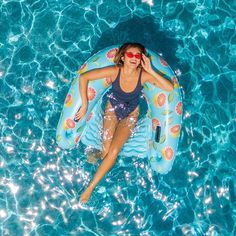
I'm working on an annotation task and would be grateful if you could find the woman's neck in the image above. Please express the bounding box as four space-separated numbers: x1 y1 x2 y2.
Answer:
122 65 138 77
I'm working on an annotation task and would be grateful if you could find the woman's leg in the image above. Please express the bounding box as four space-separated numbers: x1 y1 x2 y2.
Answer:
101 101 119 158
87 102 118 164
79 107 139 203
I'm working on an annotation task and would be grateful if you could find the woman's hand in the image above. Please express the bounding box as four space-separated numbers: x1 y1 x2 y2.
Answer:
74 105 87 121
141 54 154 75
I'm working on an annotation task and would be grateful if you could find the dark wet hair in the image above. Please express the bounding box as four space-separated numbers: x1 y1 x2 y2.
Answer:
114 42 146 67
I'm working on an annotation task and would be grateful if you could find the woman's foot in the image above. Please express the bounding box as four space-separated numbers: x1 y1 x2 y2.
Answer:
79 186 94 203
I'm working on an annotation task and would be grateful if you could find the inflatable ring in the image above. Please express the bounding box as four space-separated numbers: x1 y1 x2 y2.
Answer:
56 45 183 174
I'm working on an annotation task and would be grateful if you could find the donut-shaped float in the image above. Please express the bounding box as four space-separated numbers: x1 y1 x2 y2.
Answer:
56 45 183 174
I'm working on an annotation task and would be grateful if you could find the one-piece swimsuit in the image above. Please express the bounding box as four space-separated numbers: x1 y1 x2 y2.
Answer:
107 67 143 120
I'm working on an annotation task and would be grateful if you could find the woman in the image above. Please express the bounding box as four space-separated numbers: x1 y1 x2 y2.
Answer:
75 42 174 203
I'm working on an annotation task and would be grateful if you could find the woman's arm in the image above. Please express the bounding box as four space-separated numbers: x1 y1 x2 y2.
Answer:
141 54 174 92
75 66 116 121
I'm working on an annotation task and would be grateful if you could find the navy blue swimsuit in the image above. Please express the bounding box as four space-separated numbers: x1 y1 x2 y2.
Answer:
107 67 143 120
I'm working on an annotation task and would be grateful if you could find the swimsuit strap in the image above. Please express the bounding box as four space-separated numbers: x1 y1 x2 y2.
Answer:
138 68 142 87
117 67 122 81
112 67 121 86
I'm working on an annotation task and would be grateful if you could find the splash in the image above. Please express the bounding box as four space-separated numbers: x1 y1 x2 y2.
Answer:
142 0 154 6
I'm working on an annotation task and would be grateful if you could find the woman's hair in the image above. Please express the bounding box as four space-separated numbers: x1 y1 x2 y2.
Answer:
114 42 146 67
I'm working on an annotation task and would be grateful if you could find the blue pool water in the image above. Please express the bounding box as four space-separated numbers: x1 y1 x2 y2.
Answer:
0 0 235 235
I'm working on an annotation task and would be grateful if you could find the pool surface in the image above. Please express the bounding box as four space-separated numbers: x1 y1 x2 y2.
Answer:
0 0 235 235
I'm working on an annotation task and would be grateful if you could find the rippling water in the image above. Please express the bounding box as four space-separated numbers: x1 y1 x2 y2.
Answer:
0 0 235 235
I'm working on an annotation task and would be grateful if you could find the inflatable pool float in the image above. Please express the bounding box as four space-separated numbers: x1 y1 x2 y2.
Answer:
56 45 182 174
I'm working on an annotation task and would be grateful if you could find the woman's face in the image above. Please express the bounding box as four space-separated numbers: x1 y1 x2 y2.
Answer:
123 47 142 68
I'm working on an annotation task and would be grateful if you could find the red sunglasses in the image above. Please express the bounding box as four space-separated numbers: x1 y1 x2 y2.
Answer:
125 52 142 59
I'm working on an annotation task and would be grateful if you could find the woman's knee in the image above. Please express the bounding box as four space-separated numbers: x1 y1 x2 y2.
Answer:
102 143 118 160
105 146 121 161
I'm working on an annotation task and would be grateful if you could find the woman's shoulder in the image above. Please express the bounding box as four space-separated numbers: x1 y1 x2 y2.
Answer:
107 65 120 81
110 65 120 72
101 65 119 73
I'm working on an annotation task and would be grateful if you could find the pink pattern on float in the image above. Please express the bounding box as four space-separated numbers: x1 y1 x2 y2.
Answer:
152 118 160 130
87 87 96 101
86 112 93 122
153 92 166 108
106 48 118 61
75 135 81 143
176 102 183 115
170 124 180 138
65 94 73 108
160 57 168 67
162 146 174 161
63 118 76 130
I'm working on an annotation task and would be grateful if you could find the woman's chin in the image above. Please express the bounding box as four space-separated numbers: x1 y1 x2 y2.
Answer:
129 63 138 67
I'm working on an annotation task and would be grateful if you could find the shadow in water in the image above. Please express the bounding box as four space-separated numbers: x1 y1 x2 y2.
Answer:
93 16 181 70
